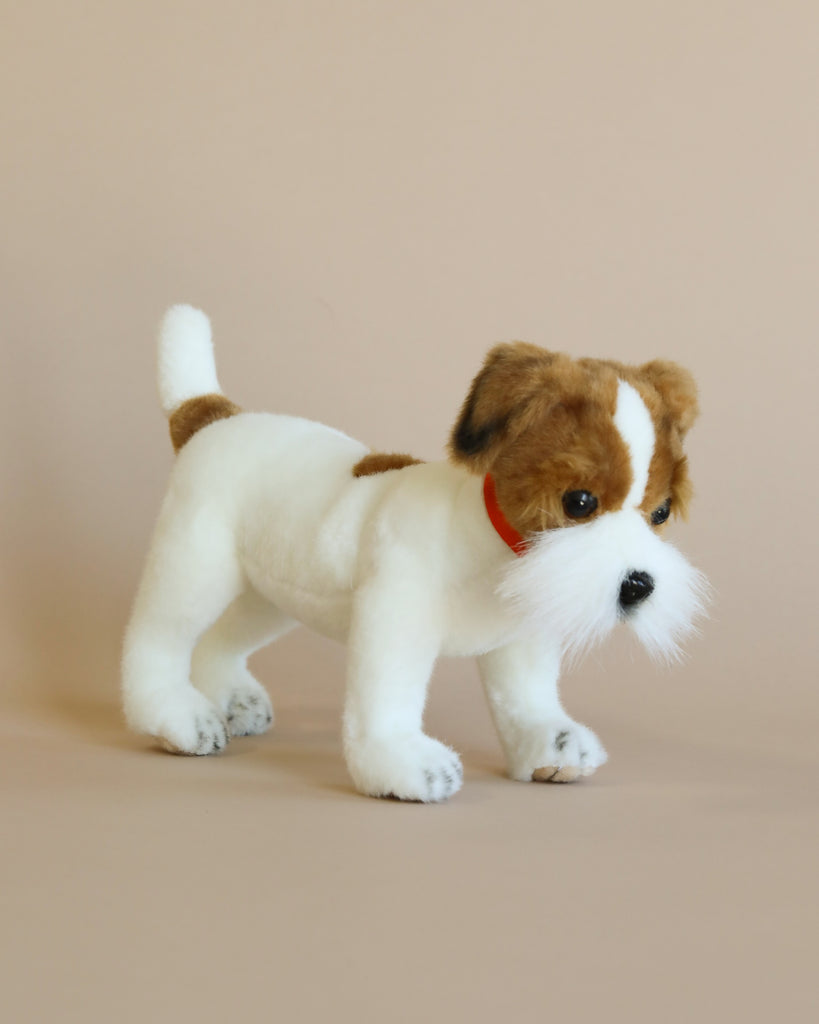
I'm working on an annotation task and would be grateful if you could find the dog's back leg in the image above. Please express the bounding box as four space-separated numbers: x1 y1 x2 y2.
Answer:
121 503 244 755
191 588 297 737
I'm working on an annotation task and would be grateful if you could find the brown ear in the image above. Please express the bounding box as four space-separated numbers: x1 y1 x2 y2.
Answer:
639 360 700 436
448 342 557 472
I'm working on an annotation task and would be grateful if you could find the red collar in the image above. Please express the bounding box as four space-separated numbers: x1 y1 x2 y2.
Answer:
483 474 527 556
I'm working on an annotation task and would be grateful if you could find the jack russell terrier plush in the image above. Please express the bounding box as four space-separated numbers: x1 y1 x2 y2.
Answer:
122 305 707 801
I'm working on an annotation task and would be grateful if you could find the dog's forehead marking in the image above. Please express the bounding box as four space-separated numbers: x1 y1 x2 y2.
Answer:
613 380 655 508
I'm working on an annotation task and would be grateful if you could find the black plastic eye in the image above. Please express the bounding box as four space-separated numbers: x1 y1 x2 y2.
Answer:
562 490 598 519
651 500 671 526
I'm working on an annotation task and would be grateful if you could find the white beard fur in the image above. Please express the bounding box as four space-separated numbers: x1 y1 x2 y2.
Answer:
122 307 707 801
499 511 709 666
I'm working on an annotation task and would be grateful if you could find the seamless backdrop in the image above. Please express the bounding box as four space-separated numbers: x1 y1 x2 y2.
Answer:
2 3 817 1022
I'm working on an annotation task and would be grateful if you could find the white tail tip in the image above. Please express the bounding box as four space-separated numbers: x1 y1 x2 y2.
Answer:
157 304 221 415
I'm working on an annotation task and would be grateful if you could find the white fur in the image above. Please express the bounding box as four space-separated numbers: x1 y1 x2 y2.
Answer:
499 511 709 664
613 379 655 507
122 306 707 801
478 635 608 782
158 305 221 414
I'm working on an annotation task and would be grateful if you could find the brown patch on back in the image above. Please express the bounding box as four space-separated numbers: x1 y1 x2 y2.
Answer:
169 394 242 452
448 343 700 538
352 452 424 477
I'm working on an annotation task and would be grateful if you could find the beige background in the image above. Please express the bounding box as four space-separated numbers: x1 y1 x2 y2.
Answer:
2 2 817 1021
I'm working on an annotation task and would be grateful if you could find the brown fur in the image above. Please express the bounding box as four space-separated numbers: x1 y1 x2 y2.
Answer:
610 361 698 523
353 452 424 477
449 344 699 537
169 394 242 452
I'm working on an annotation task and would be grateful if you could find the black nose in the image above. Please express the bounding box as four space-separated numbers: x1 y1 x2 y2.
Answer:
619 570 655 609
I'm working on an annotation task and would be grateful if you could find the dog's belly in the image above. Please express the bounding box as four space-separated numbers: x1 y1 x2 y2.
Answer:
247 575 355 643
440 572 524 656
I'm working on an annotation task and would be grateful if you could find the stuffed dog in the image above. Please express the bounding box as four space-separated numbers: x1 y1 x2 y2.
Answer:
122 306 707 801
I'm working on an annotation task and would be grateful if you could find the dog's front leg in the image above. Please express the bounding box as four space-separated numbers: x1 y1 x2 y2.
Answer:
342 579 462 803
478 636 607 783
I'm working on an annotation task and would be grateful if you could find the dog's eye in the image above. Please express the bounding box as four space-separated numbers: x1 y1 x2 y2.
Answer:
562 490 598 519
651 500 671 526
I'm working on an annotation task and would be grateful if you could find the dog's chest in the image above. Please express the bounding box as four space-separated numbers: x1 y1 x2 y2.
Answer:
440 571 522 656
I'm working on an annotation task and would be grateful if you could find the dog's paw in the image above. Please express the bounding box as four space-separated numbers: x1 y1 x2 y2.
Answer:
127 687 229 755
509 720 607 784
345 733 463 803
225 677 274 737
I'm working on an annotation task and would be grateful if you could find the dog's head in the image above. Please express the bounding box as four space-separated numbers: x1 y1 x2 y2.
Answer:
449 344 708 661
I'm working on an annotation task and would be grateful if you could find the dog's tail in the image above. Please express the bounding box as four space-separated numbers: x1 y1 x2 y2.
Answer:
158 305 221 414
158 305 241 452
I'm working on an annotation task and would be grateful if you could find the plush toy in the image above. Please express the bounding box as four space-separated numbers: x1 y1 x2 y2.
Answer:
122 306 707 801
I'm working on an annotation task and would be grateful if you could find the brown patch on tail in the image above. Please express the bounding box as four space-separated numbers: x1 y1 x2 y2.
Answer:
352 452 424 477
169 394 242 452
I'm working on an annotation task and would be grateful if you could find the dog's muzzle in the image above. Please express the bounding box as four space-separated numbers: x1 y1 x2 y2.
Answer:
619 570 655 611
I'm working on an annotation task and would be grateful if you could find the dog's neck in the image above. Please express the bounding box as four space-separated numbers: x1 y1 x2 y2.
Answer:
483 474 527 556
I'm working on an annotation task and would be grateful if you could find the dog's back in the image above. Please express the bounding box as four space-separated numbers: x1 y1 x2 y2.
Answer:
154 306 438 636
